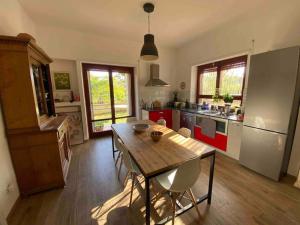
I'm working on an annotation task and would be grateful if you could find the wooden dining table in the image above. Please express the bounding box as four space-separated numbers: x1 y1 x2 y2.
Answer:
111 120 216 225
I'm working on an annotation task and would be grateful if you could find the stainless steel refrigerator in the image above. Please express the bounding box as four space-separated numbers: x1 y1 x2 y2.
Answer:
239 46 300 181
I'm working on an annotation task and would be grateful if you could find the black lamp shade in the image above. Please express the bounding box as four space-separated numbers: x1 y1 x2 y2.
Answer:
140 34 158 60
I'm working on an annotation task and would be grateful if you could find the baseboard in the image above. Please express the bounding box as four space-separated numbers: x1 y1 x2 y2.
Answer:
6 196 20 223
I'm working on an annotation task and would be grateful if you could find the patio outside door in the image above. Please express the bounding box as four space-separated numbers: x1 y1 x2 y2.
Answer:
82 63 135 137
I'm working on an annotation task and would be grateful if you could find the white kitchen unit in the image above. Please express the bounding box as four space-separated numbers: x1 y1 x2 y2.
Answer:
141 109 149 120
172 109 180 131
226 121 243 160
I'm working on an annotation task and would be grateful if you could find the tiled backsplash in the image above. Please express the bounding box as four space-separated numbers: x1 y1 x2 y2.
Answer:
139 86 173 107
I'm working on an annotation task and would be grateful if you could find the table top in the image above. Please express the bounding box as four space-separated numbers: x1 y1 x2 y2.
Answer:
111 120 215 178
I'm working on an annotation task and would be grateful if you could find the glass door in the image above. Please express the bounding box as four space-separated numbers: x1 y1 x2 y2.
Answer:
82 63 135 137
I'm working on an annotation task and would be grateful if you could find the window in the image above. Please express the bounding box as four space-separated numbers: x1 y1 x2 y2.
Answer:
196 55 247 106
82 63 135 137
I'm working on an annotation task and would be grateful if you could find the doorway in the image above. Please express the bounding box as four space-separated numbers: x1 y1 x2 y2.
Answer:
82 63 135 137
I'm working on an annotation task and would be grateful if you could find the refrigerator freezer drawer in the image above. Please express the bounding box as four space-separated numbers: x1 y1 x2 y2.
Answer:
239 126 287 181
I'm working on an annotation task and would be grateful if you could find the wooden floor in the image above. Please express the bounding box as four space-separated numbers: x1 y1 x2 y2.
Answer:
8 137 300 225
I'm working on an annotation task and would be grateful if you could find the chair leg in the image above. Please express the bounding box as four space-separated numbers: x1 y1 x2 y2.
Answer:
129 173 136 207
115 151 121 166
187 188 201 219
123 171 130 187
170 193 179 225
117 157 123 179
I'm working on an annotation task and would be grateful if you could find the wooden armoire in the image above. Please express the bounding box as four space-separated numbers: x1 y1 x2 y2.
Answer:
0 33 71 196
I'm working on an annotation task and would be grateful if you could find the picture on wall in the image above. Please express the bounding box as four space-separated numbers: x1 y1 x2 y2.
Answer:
53 72 71 90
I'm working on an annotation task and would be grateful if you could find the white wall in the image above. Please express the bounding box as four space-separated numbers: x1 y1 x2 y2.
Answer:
50 59 79 101
175 0 300 100
175 0 300 176
35 24 176 139
0 0 36 220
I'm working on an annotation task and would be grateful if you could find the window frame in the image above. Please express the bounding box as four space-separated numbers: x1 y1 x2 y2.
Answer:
196 55 248 104
82 63 136 137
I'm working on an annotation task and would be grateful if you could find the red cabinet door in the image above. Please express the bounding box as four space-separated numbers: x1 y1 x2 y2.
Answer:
149 110 172 129
194 126 227 151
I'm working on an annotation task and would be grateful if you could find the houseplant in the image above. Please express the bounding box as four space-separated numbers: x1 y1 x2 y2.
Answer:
223 93 234 104
223 93 233 116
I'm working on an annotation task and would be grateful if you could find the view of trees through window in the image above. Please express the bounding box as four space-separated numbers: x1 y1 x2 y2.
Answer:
87 69 132 133
197 55 247 107
200 70 217 95
220 66 245 95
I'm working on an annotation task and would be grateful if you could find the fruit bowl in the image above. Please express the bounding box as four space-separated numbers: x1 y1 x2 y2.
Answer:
132 123 150 133
151 131 163 142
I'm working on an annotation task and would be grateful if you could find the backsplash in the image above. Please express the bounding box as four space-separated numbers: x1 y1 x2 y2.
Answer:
139 86 173 107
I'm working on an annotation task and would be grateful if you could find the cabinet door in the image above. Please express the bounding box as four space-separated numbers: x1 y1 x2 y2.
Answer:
172 110 180 131
227 121 243 159
149 110 172 128
194 126 227 151
141 110 149 120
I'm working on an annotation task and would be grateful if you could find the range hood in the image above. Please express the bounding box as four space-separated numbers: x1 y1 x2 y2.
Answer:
145 64 170 87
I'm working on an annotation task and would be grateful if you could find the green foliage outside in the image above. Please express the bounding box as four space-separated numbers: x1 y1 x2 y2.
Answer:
89 72 129 128
201 72 217 95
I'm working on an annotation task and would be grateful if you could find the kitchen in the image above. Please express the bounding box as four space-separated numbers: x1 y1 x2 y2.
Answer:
141 48 300 181
1 1 300 225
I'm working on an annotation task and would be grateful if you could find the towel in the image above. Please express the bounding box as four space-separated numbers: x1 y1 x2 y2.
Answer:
201 118 216 138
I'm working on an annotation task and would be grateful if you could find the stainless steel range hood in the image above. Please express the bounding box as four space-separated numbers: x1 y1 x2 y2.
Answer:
145 64 170 87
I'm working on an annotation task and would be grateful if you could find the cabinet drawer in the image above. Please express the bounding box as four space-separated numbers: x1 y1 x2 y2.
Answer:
58 121 68 139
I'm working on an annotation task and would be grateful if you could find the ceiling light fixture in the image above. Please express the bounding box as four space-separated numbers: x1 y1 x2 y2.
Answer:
140 2 158 61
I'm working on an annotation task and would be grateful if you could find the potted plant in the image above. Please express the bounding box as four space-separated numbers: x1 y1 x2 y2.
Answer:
223 93 234 105
223 93 233 116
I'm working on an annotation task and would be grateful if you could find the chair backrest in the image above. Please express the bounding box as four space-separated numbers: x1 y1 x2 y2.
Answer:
178 127 191 138
169 157 201 193
112 129 123 150
157 119 167 127
117 140 137 173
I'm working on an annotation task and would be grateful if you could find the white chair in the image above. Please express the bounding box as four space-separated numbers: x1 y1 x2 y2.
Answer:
157 118 167 127
117 139 141 206
112 129 124 177
178 127 192 138
155 157 202 224
126 117 137 122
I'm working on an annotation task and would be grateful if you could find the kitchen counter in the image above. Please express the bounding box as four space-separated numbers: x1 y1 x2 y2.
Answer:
142 107 243 122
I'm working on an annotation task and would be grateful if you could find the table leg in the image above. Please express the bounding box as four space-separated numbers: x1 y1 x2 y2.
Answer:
207 152 215 204
111 134 115 159
145 177 150 225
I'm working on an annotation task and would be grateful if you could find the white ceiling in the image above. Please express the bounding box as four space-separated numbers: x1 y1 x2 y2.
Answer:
19 0 274 47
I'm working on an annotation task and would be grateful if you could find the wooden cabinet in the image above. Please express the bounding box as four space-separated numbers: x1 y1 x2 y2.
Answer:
148 109 172 128
0 34 71 196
